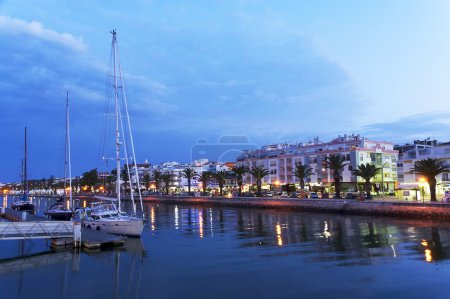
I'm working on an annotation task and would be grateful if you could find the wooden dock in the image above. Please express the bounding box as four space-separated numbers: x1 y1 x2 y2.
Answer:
80 228 125 249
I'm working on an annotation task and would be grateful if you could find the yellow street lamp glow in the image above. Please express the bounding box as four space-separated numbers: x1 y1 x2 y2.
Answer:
419 177 427 183
274 181 280 186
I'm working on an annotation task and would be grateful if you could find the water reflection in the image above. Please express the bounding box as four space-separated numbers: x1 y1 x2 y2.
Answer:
145 202 450 265
3 198 450 299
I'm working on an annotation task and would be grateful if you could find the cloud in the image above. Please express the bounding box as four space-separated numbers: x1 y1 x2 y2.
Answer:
0 9 361 181
0 15 86 52
360 112 450 143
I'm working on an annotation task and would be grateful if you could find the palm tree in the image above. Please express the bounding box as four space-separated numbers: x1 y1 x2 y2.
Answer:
200 171 211 195
324 154 348 198
232 165 249 196
352 163 381 199
181 167 198 196
161 172 173 195
293 162 315 198
249 165 270 197
213 170 228 196
143 172 151 191
152 170 162 192
412 158 450 201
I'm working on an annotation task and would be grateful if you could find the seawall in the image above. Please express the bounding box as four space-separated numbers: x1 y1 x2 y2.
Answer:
141 196 450 220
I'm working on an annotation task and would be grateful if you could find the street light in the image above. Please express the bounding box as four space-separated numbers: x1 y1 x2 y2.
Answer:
419 177 427 203
381 162 389 199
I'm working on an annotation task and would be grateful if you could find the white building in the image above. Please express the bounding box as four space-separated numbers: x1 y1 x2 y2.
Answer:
396 140 450 200
236 134 398 194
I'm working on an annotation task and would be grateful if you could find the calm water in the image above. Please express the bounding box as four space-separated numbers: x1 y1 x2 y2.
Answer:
1 196 450 299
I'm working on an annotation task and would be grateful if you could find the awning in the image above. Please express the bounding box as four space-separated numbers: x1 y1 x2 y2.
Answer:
397 183 419 190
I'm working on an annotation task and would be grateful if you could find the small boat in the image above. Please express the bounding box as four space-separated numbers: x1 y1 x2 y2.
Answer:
81 30 144 237
11 198 35 212
44 197 73 220
45 92 74 221
11 127 35 213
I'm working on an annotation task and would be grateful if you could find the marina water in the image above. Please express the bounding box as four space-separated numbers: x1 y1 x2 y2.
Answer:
1 196 450 299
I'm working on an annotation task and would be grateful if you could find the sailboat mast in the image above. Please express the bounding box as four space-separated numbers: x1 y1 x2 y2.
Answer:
24 126 28 198
112 29 122 211
65 91 73 210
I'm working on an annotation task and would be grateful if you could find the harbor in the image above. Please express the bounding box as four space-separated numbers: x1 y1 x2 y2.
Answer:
2 2 450 298
2 198 450 298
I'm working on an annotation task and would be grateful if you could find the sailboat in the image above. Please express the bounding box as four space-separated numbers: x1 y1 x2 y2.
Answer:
81 30 144 237
45 92 74 221
11 127 35 213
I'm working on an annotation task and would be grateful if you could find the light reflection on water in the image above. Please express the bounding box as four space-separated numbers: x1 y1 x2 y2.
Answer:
1 196 450 298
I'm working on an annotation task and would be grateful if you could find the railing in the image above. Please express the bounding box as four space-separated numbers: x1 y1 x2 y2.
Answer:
0 221 74 240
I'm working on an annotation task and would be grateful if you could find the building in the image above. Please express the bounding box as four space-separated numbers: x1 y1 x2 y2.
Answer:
236 134 399 194
151 160 233 193
395 139 450 200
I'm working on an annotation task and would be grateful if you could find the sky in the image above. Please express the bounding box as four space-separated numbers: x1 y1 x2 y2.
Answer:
1 0 450 182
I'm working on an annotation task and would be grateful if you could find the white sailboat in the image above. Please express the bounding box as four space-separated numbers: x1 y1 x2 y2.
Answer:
45 91 74 221
82 30 144 237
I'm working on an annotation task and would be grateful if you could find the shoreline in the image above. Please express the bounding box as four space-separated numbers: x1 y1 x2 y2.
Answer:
140 195 450 220
6 194 450 220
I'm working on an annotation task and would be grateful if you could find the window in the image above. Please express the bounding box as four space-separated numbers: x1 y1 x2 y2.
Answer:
397 163 403 168
443 173 450 181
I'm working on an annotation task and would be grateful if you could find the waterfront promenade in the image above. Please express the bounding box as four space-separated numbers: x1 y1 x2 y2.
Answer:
19 193 450 220
140 195 450 220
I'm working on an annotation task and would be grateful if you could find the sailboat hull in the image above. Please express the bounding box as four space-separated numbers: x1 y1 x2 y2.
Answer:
83 218 144 237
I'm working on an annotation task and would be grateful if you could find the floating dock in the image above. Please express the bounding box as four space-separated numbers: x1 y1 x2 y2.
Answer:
80 228 125 249
1 207 125 249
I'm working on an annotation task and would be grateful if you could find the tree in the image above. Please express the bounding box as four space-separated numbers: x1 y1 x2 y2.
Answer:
232 165 249 196
324 155 348 198
152 170 162 192
181 167 198 195
213 170 228 196
143 172 151 191
293 162 315 198
412 158 450 201
249 166 270 197
352 163 381 199
47 175 55 193
80 169 98 192
200 171 211 196
161 172 173 195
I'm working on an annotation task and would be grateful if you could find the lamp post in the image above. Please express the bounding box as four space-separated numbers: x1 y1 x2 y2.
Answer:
381 162 389 199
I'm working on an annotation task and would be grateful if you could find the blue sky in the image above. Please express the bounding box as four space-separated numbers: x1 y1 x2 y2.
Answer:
1 1 450 182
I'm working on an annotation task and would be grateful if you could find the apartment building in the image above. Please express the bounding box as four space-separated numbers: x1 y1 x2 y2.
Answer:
396 140 450 200
236 134 398 193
